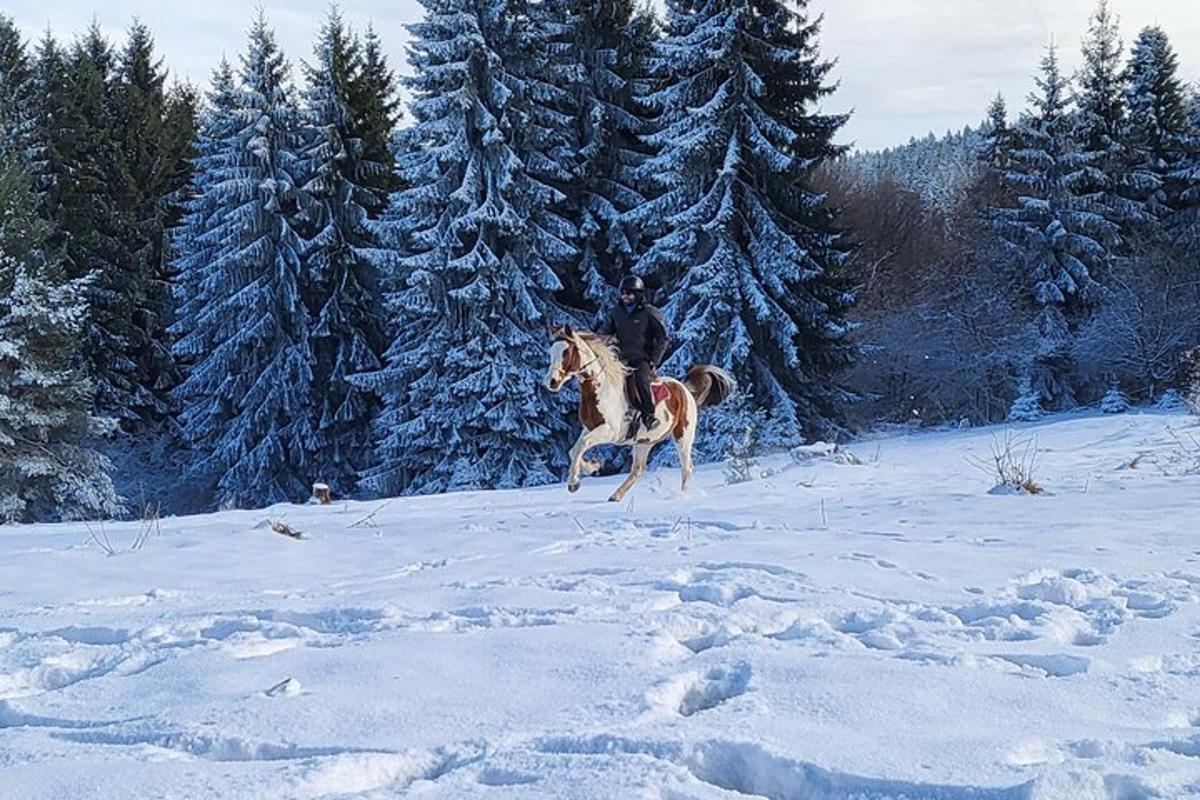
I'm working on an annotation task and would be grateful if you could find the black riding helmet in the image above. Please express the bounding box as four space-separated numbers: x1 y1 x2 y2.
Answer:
618 275 646 298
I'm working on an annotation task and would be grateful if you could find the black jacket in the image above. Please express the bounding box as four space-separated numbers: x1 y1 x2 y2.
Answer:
601 301 669 366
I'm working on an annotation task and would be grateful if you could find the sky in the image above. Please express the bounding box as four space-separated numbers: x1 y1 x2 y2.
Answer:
5 0 1200 153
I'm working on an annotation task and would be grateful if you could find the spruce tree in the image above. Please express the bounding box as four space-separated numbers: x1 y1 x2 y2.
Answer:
1074 1 1141 234
996 44 1118 407
347 24 401 218
0 156 119 522
296 8 387 497
172 14 316 508
0 14 33 160
506 0 580 308
1172 84 1200 251
631 0 855 448
110 20 186 426
60 25 149 426
160 82 200 264
171 60 239 382
977 93 1016 205
1124 26 1195 224
358 0 571 496
568 0 657 310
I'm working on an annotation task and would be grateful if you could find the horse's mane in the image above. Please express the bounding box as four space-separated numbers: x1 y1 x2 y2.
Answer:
575 332 630 385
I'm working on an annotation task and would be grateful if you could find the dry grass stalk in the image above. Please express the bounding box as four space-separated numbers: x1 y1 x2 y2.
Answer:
971 431 1043 494
268 518 304 540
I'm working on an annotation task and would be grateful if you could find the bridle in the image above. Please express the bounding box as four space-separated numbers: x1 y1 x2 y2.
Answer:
551 336 602 387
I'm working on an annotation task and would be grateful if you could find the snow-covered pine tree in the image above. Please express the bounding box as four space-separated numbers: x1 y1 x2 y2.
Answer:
505 0 580 308
347 24 402 219
631 0 855 452
1099 379 1129 413
1073 0 1141 235
565 0 657 311
976 94 1016 207
0 155 119 522
296 8 387 498
357 0 572 496
1123 26 1192 224
995 43 1118 409
171 14 317 508
170 60 239 382
1172 85 1200 251
980 94 1014 172
1007 374 1044 421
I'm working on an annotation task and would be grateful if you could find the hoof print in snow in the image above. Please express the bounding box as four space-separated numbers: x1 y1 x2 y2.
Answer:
649 662 752 717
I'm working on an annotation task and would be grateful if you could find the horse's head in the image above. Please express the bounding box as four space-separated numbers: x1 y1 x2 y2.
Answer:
546 324 584 392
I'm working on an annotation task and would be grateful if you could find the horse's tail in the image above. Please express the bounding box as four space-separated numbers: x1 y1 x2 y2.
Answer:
684 366 736 410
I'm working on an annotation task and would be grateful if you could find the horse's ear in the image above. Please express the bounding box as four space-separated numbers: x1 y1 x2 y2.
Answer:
563 324 575 338
548 323 563 340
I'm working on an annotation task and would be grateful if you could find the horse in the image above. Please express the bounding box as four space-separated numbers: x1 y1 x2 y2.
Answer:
544 325 735 502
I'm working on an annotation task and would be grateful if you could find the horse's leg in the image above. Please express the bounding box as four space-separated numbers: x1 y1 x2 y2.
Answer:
675 413 697 492
609 444 651 503
568 427 611 493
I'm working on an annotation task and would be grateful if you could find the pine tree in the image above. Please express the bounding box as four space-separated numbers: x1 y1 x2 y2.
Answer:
1099 379 1129 413
1007 374 1044 422
1172 85 1200 251
565 0 657 311
0 156 119 522
172 14 316 508
27 24 171 430
980 94 1014 172
28 33 72 217
1074 1 1141 234
160 82 200 265
110 20 187 427
60 25 149 426
977 93 1016 206
171 60 239 381
632 0 855 449
995 43 1118 408
506 0 580 308
347 24 401 219
296 8 387 497
0 14 33 160
358 0 571 496
1123 26 1197 231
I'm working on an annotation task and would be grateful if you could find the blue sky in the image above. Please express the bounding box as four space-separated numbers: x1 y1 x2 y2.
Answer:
6 0 1199 152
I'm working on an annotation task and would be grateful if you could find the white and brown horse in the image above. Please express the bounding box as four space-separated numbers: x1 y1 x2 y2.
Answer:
545 325 735 502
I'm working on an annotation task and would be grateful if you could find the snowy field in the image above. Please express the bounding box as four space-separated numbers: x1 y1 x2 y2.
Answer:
3 412 1200 799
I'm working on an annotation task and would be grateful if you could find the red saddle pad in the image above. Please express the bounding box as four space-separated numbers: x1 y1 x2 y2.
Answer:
624 374 671 407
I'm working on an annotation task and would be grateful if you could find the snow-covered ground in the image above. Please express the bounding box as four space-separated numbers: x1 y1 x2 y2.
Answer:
3 412 1200 799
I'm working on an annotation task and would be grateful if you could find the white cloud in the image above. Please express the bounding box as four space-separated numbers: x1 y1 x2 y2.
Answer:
5 0 1199 152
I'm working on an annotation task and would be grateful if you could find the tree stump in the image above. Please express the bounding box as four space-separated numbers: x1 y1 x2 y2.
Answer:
312 483 332 505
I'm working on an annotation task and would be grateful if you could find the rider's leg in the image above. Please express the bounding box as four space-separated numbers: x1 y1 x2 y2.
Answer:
633 361 658 429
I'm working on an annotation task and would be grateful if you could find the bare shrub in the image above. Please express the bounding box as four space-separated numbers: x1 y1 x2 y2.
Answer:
970 431 1043 494
131 503 161 551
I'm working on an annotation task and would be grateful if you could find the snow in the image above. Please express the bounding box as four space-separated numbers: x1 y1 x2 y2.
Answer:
3 410 1200 798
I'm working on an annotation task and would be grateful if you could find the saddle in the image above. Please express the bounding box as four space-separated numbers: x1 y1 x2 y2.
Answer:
622 373 670 442
624 373 670 407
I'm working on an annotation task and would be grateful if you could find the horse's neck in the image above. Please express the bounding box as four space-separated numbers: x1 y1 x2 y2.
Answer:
578 345 628 423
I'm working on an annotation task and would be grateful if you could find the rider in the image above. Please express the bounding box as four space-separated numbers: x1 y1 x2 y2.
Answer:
600 275 669 433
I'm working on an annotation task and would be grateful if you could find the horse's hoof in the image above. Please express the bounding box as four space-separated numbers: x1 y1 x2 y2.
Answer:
568 482 581 493
607 494 620 503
